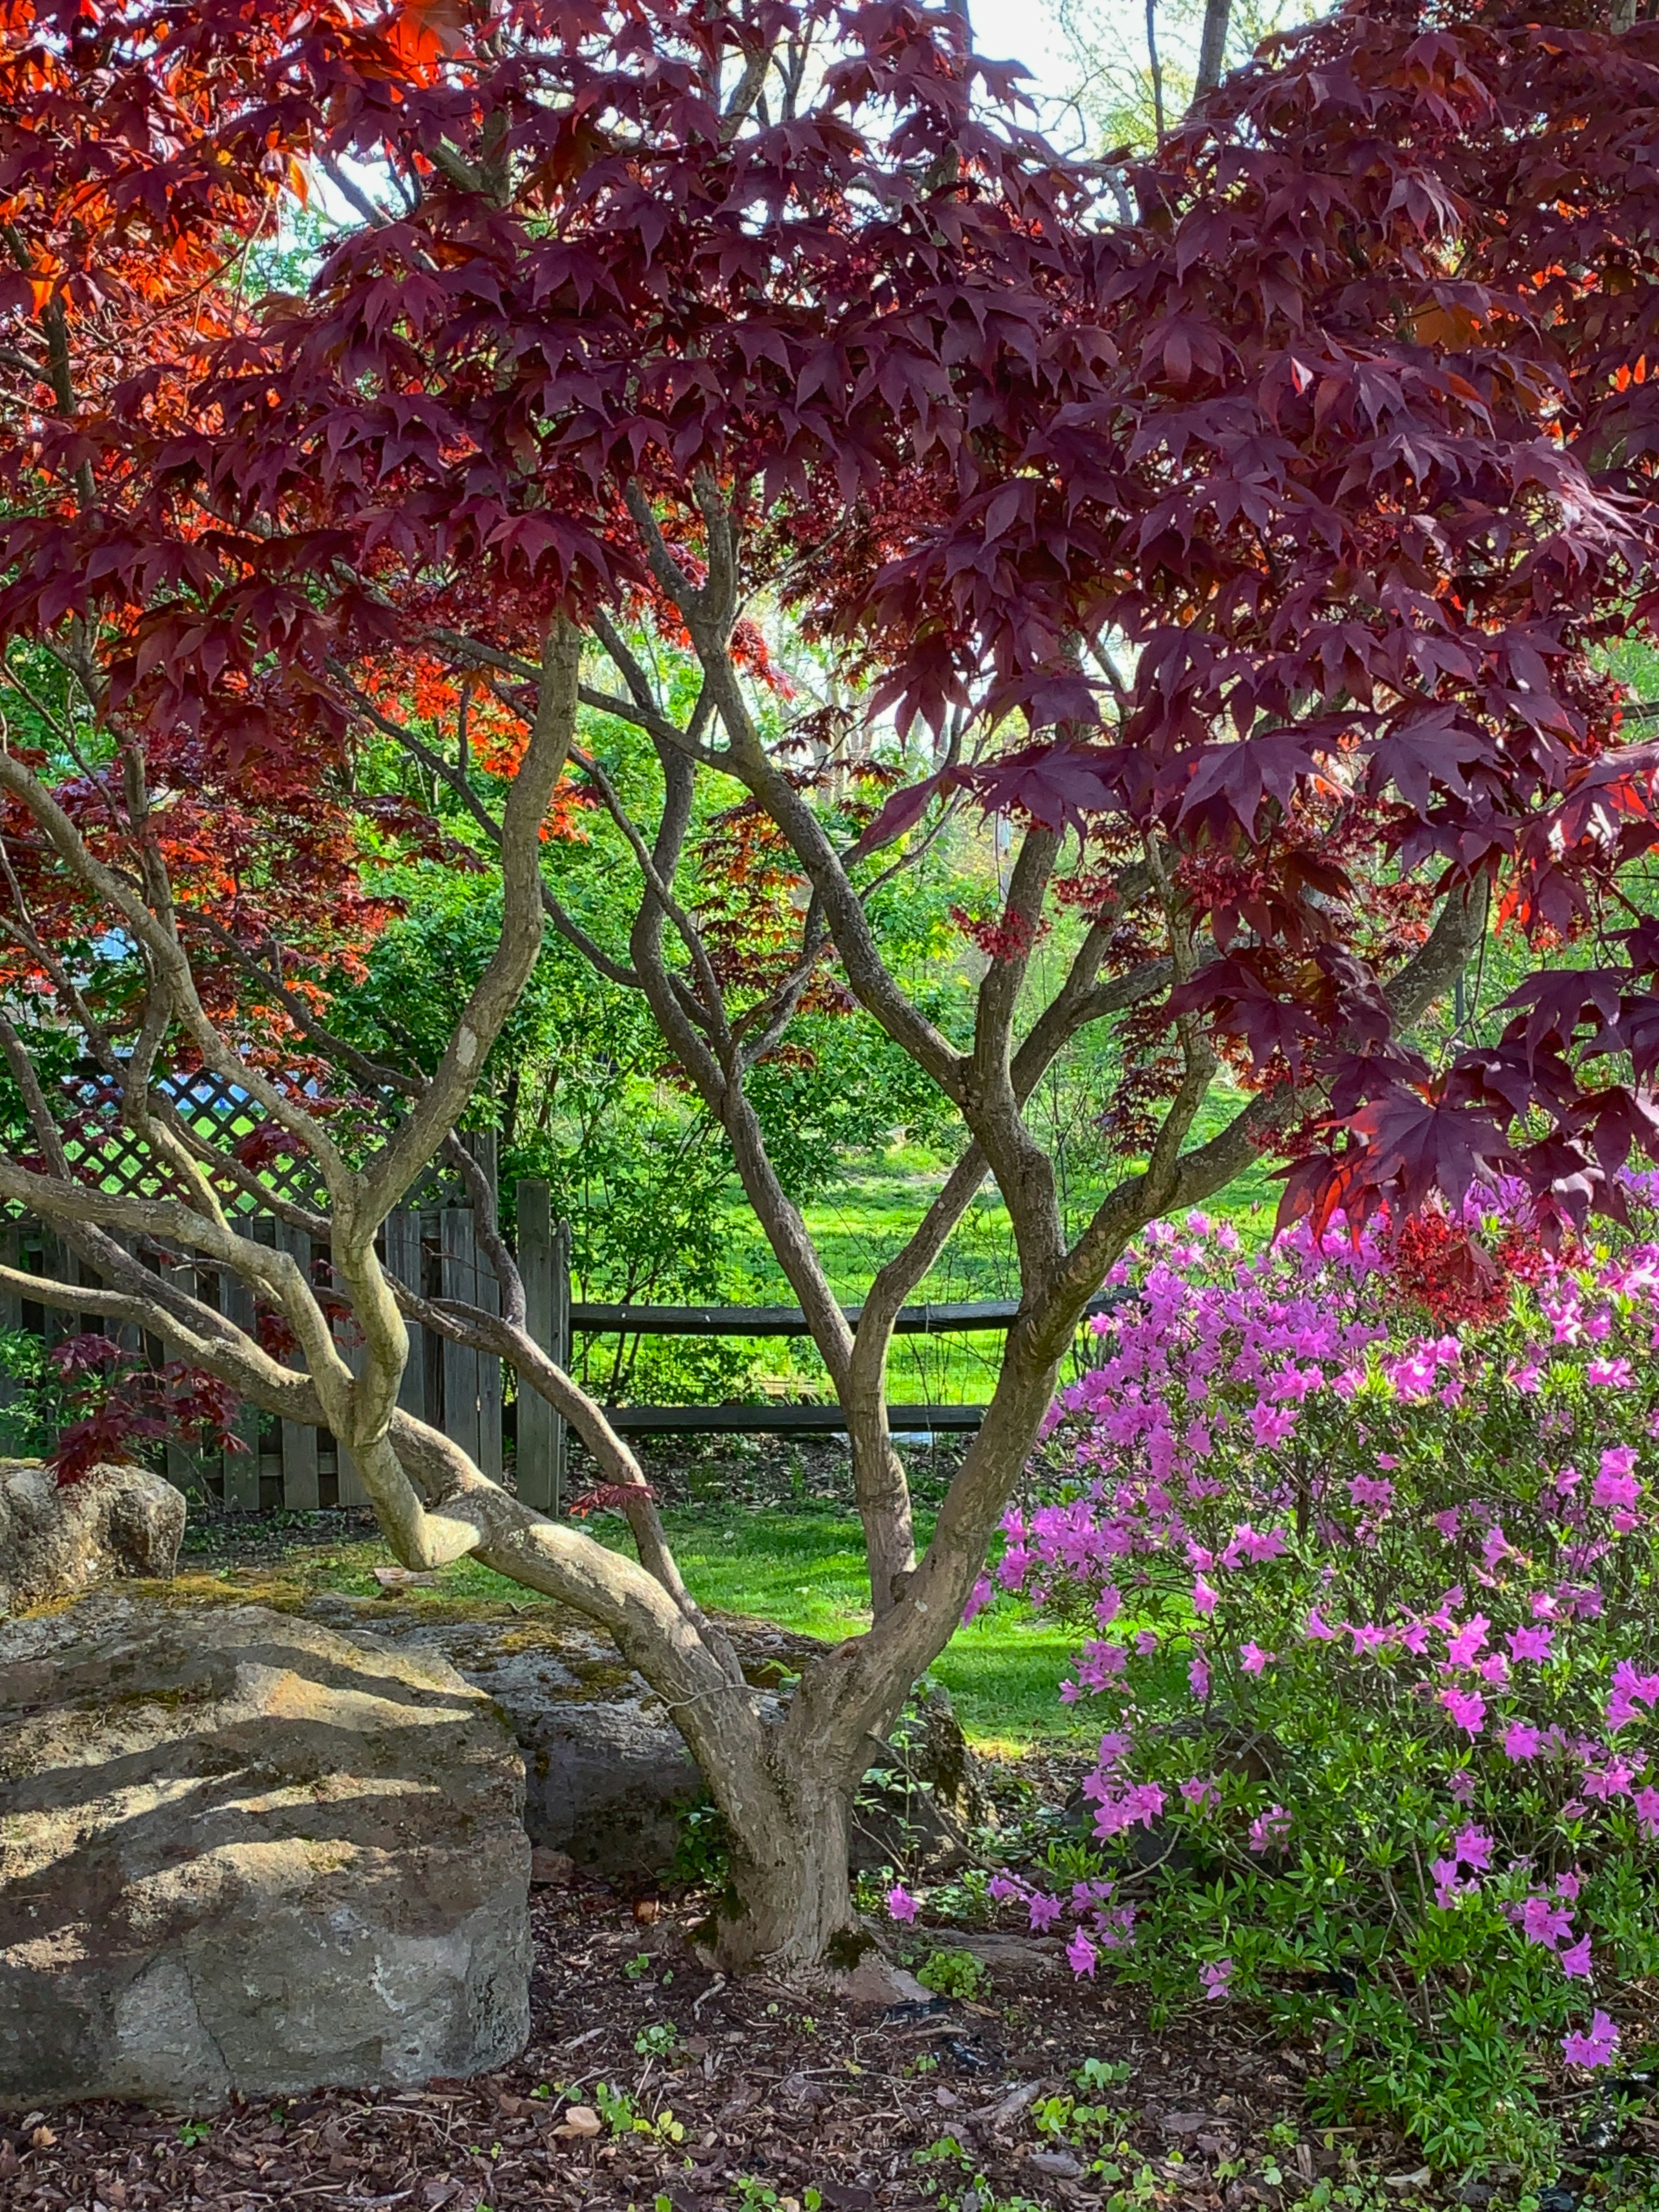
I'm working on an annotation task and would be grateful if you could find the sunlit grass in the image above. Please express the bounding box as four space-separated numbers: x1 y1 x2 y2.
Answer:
605 1506 1093 1751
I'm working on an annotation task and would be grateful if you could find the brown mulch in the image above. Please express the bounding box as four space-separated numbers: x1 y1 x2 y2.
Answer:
4 1879 1434 2212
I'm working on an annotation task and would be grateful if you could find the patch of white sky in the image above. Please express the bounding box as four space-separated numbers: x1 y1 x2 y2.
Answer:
973 0 1324 154
971 0 1153 139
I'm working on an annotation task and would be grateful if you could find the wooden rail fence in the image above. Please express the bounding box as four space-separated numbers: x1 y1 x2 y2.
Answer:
2 1111 1122 1511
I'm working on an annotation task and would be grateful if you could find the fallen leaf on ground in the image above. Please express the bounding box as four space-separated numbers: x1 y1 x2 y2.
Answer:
1028 2150 1083 2179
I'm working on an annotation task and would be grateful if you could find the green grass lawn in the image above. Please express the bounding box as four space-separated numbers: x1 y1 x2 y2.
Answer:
597 1506 1091 1756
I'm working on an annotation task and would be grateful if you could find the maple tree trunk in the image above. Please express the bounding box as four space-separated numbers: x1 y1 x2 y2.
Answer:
700 1356 1066 1974
711 1766 864 1975
847 1402 917 1621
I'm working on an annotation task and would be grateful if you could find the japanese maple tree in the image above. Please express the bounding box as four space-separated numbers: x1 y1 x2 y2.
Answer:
4 0 1659 1980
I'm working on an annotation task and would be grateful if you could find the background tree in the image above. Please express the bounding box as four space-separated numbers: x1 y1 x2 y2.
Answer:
4 0 1659 1977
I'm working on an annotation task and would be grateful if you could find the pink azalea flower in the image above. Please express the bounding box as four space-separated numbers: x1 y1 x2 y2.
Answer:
1249 1400 1298 1448
1441 1688 1487 1737
1200 1958 1233 2001
1240 1642 1275 1675
1028 1893 1063 1932
1593 1467 1641 1512
1586 1357 1633 1386
1188 1654 1211 1700
1521 1897 1573 1949
1444 1615 1490 1666
886 1884 919 1924
1559 1936 1594 1979
962 1575 994 1626
1066 1927 1099 1978
1607 1659 1659 1733
1248 1804 1291 1853
997 1546 1034 1593
1431 1856 1473 1909
1562 2011 1620 2068
1192 1576 1219 1617
1508 1625 1554 1664
1503 1723 1542 1761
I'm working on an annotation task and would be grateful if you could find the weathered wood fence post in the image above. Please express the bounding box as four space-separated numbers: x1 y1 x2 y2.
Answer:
515 1177 569 1515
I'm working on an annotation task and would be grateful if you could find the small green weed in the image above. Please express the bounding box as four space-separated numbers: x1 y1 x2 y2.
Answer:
1074 2057 1132 2094
1031 2089 1133 2157
727 2182 823 2212
176 2118 212 2148
912 2135 1051 2212
592 2080 684 2141
634 2020 681 2059
851 1868 894 1915
914 1947 987 2000
667 1795 731 1886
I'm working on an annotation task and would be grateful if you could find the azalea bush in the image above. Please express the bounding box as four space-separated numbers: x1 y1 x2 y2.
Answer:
930 1194 1659 2172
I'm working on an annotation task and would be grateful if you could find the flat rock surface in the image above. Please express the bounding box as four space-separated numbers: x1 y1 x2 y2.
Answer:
0 1597 530 2107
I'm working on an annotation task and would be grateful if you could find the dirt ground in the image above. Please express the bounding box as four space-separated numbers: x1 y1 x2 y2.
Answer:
8 1871 1431 2212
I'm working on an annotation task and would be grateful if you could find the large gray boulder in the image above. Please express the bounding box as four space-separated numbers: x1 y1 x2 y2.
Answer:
305 1594 704 1876
0 1458 184 1614
0 1598 530 2109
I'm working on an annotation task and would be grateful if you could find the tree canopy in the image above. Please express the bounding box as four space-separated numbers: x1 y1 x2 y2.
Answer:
4 0 1659 1972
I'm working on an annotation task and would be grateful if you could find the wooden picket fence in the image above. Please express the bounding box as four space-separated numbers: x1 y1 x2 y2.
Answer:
0 1152 571 1517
